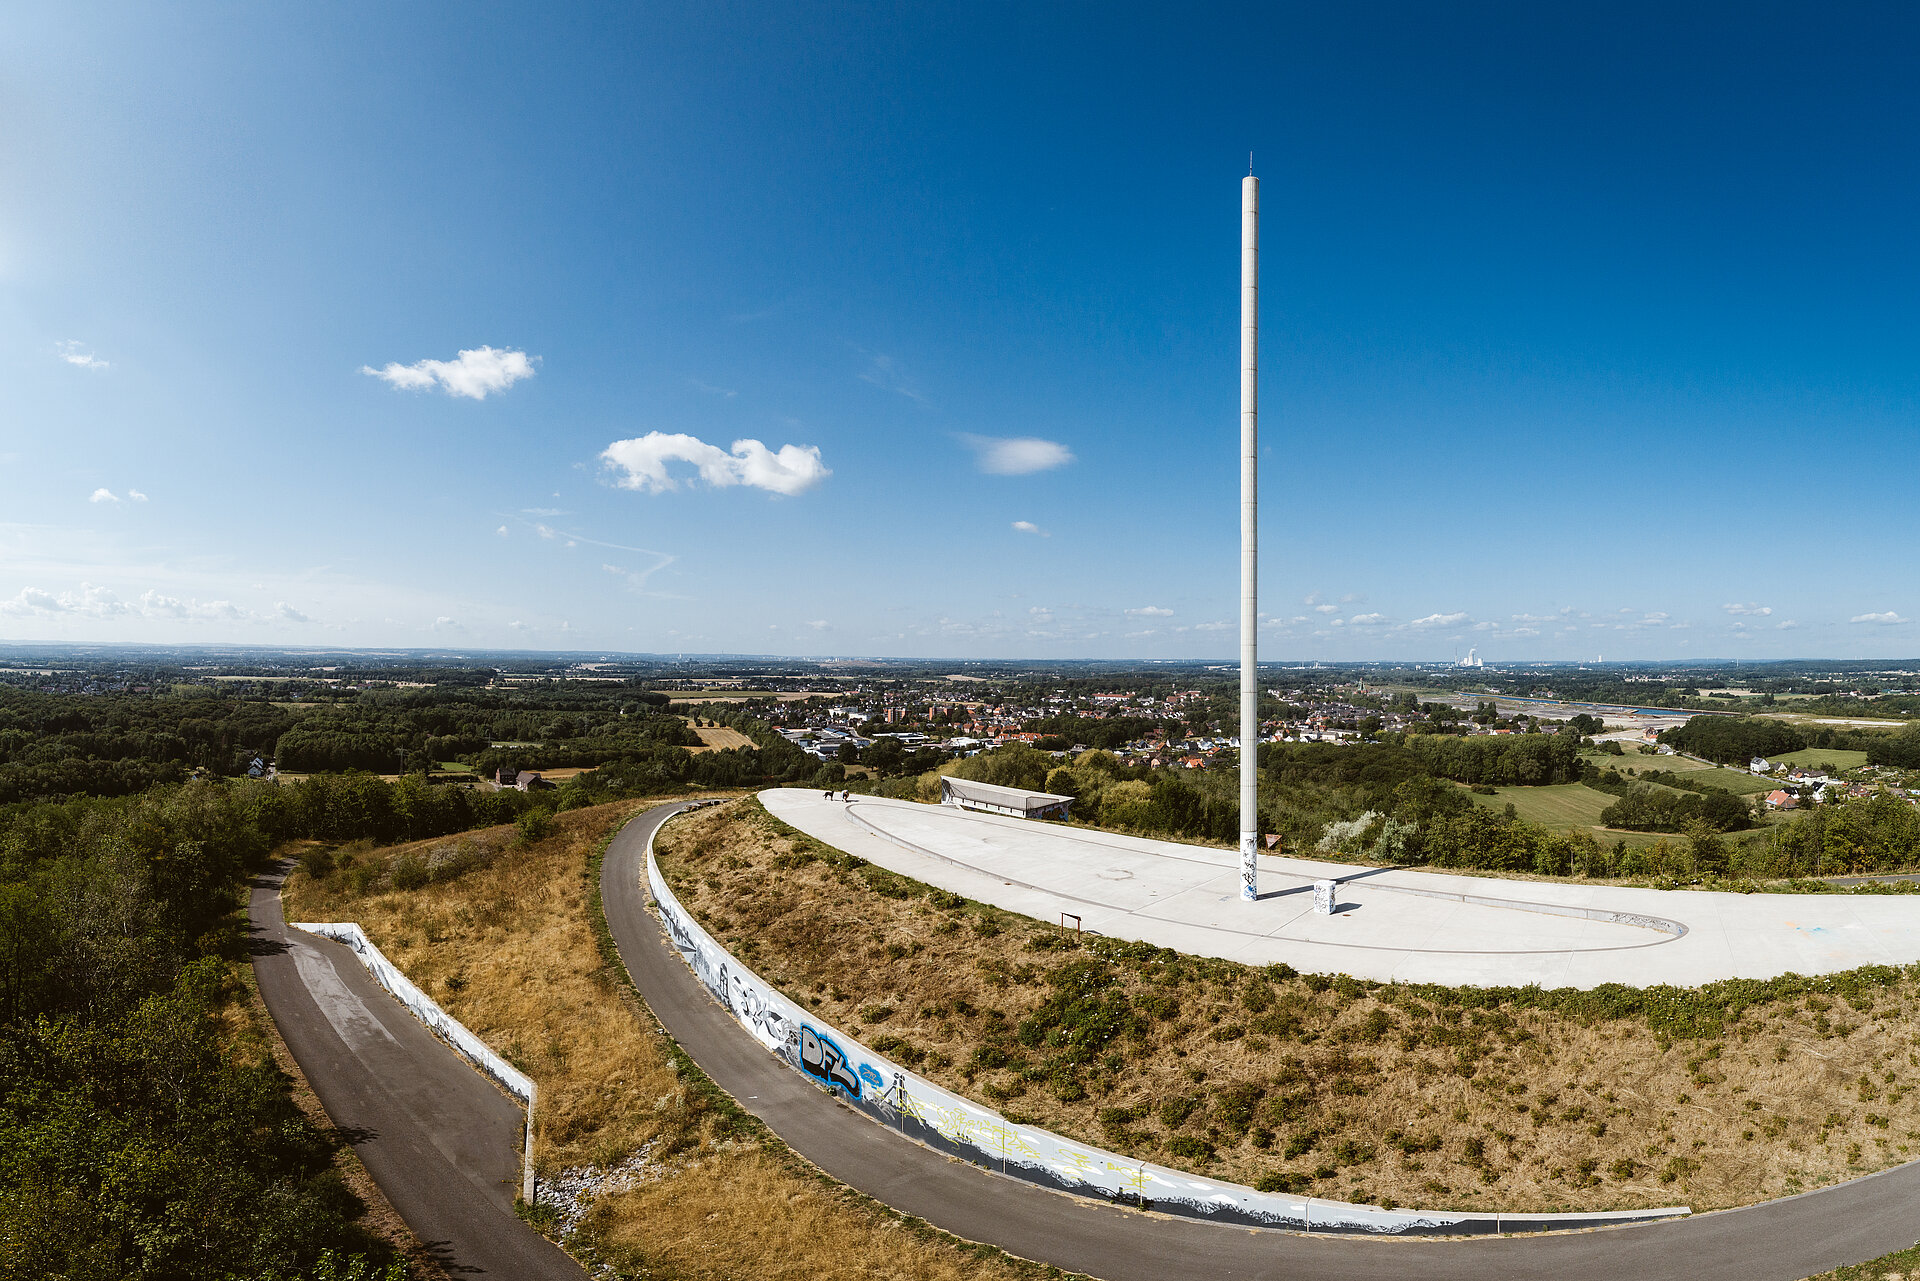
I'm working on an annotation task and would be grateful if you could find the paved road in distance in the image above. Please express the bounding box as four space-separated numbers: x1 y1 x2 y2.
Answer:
604 801 1920 1281
248 862 583 1280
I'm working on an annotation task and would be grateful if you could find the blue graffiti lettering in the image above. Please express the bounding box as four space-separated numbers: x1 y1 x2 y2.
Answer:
858 1063 885 1091
798 1025 862 1098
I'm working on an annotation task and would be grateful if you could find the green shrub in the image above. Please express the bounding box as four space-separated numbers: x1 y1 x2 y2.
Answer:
1165 1135 1216 1161
516 806 555 844
390 852 429 890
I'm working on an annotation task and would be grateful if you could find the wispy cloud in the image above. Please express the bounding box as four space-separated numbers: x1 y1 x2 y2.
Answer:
1407 611 1468 629
1011 520 1048 536
1850 611 1908 626
88 488 119 504
1348 613 1389 627
689 378 737 398
857 351 925 402
57 340 109 371
361 346 536 399
958 434 1075 475
1723 602 1772 616
1125 605 1174 618
0 583 314 626
601 432 829 496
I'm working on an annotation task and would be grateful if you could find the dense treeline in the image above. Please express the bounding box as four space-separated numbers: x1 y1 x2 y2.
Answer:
277 706 697 774
1016 715 1169 750
0 682 706 804
0 686 293 804
1657 713 1916 766
1868 725 1920 769
0 778 447 1280
1597 786 1754 833
885 735 1920 882
1660 717 1807 764
1402 731 1585 786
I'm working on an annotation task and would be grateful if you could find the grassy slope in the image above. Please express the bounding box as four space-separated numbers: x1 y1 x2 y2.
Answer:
284 802 1063 1281
1805 1238 1920 1280
657 800 1920 1217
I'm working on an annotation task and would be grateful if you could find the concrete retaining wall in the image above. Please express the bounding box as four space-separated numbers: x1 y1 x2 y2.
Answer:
645 812 1688 1236
295 921 538 1201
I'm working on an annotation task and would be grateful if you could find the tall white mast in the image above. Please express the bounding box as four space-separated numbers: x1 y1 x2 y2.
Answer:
1239 171 1260 902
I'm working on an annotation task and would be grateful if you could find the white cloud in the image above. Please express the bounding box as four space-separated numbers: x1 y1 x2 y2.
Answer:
57 340 109 371
361 346 536 399
1192 620 1233 632
957 434 1075 475
1011 520 1048 536
275 602 312 623
0 583 280 624
803 619 830 631
1314 603 1338 614
1723 603 1772 616
1348 613 1388 626
1126 605 1174 618
1408 611 1468 629
431 615 462 631
535 523 557 539
1850 611 1908 626
601 432 830 496
89 488 119 504
127 489 148 502
496 525 509 536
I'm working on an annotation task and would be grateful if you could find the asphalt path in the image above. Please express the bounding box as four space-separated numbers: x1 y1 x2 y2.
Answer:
605 802 1920 1281
247 862 583 1280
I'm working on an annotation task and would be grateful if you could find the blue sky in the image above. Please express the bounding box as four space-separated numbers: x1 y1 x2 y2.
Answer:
5 2 1918 660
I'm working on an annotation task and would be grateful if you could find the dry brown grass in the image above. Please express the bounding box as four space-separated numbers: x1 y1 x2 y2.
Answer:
681 721 757 753
284 800 1058 1281
656 799 1920 1217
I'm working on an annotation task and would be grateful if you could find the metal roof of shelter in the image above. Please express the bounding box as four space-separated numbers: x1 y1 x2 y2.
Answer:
939 777 1073 810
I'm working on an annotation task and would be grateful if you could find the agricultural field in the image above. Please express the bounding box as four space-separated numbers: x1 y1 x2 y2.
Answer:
1771 749 1874 772
682 718 756 751
655 800 1920 1215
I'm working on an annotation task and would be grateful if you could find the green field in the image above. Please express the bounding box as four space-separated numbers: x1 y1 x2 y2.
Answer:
1582 750 1774 795
1770 748 1872 772
1468 782 1615 827
1464 782 1780 848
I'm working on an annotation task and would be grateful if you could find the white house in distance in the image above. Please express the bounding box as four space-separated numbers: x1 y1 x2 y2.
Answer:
939 776 1074 821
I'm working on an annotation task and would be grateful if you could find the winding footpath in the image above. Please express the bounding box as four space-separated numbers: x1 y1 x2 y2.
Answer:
247 862 583 1280
605 802 1920 1281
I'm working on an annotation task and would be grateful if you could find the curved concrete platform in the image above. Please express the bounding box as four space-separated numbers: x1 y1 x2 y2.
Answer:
761 789 1920 988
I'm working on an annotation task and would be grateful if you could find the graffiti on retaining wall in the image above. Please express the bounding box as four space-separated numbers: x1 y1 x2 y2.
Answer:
644 821 1687 1237
799 1025 863 1096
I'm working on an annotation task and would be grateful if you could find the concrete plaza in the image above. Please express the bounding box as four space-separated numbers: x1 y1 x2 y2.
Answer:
761 789 1920 988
